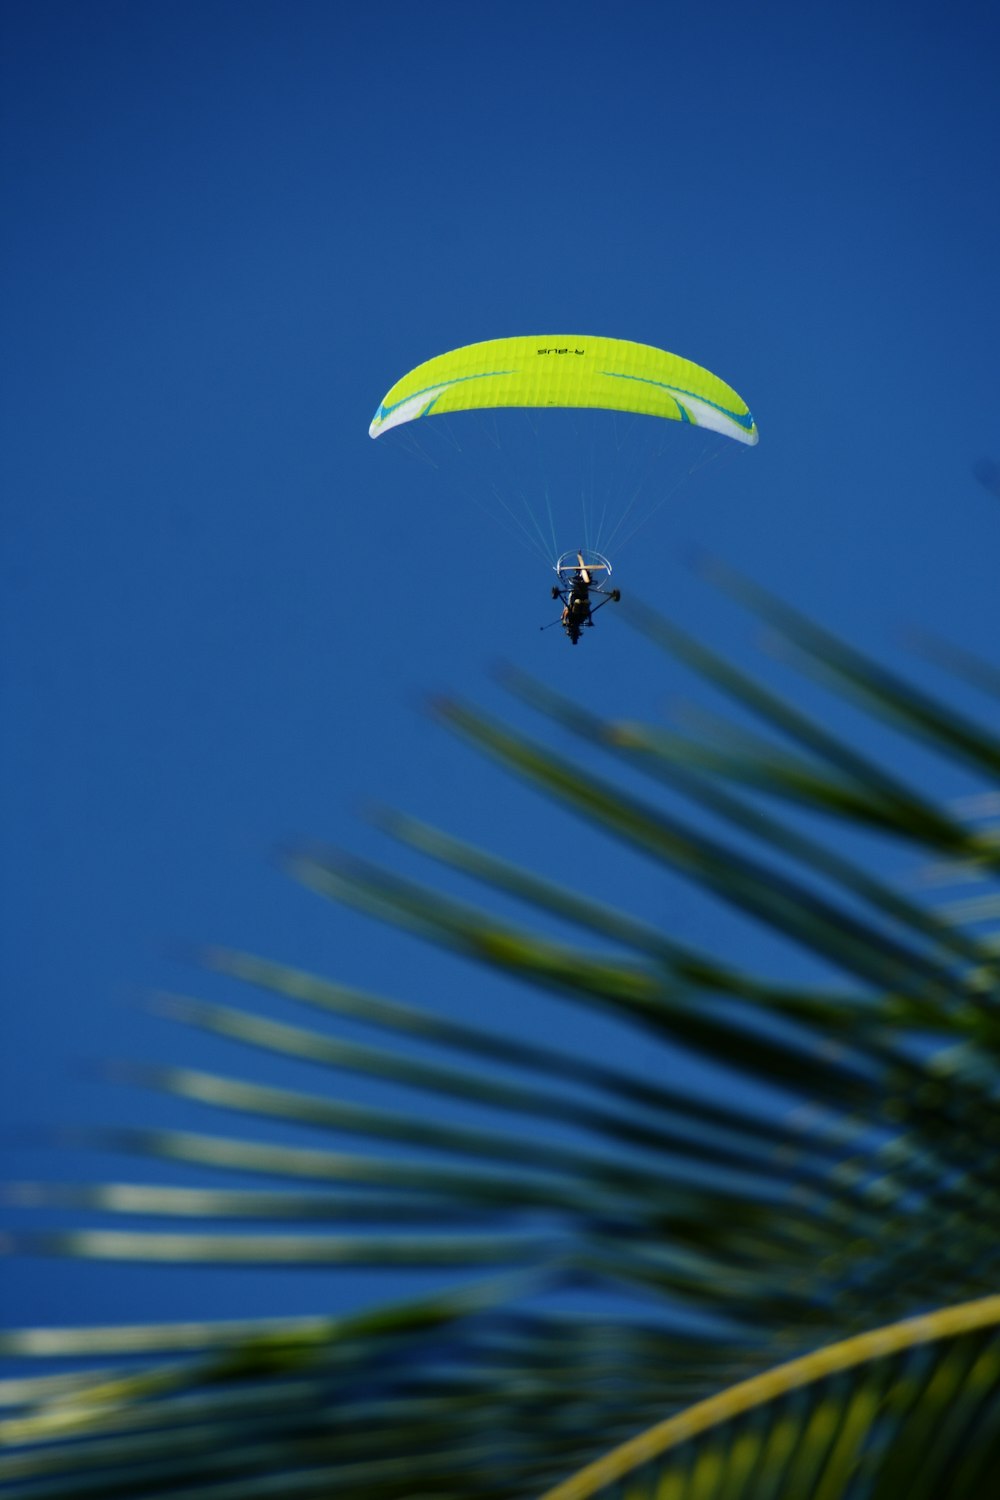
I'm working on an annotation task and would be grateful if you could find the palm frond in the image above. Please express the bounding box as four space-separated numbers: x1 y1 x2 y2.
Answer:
3 590 999 1497
537 1296 1000 1500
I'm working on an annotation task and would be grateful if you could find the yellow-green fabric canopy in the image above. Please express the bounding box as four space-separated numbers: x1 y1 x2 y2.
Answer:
370 335 758 446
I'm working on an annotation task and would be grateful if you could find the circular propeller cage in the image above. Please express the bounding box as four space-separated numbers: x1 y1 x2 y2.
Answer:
554 549 614 586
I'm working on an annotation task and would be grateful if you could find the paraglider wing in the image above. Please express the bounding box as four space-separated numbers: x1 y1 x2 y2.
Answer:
369 335 758 446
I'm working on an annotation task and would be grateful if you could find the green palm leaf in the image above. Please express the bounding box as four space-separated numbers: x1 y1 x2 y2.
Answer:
537 1296 1000 1500
3 590 998 1496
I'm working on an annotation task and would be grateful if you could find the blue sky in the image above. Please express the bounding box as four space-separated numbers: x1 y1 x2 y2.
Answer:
2 0 998 1336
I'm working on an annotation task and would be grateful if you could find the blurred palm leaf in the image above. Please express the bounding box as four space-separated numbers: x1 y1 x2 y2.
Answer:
2 588 999 1497
538 1296 1000 1500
